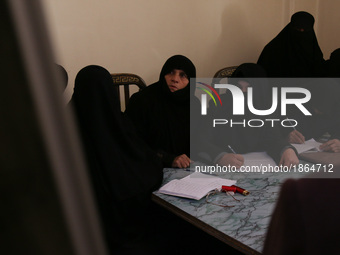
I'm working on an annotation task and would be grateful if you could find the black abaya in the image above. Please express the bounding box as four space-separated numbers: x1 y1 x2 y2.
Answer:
257 11 325 78
325 48 340 78
125 55 196 167
69 65 163 253
287 80 340 140
209 63 296 163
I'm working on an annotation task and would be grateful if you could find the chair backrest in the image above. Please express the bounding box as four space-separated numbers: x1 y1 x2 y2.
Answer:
111 73 147 110
213 65 238 79
211 66 238 94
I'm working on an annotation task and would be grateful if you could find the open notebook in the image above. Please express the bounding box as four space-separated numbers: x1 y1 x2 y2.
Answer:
158 172 236 200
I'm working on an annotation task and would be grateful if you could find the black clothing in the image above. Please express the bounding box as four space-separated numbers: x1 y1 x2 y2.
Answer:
125 55 196 167
263 178 340 255
257 11 325 78
286 80 340 140
208 63 296 163
325 48 340 78
69 65 163 253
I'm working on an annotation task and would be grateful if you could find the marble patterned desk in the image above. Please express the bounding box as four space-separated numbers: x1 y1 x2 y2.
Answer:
152 168 307 255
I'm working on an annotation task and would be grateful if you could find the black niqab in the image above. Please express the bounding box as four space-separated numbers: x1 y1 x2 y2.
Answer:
257 11 325 77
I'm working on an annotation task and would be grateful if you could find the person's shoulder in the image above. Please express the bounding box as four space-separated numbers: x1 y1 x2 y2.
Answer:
261 37 284 54
280 178 298 194
281 177 340 204
128 82 161 109
135 82 160 97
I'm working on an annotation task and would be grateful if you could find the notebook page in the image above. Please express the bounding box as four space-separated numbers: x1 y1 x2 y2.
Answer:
158 179 219 200
158 172 236 200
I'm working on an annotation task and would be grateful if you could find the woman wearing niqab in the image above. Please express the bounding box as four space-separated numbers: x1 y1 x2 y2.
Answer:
69 65 163 253
209 63 299 165
125 55 196 168
257 11 325 77
325 48 340 78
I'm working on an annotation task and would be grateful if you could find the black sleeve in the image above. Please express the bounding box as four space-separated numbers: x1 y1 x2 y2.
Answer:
263 124 297 164
125 91 149 139
126 92 176 168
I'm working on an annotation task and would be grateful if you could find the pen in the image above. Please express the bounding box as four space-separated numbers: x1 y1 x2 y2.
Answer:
228 145 237 154
286 118 305 143
286 118 296 130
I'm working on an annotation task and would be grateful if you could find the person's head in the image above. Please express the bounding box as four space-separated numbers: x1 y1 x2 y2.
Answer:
330 48 340 61
290 11 315 32
73 65 120 112
231 63 267 92
230 63 269 110
160 55 196 93
164 69 189 92
327 48 340 77
309 80 340 116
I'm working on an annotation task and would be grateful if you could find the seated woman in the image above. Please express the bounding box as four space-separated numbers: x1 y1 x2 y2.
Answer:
69 65 163 254
285 80 340 153
207 63 299 167
125 55 196 168
257 11 325 78
263 177 340 255
325 48 340 79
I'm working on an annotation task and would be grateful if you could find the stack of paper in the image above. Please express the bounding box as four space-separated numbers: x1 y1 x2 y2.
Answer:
158 172 236 200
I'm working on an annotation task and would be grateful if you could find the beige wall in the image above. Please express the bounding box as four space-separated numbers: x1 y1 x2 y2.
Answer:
42 0 340 104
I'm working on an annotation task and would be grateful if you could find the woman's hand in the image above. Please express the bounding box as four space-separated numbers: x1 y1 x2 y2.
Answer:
279 148 299 167
287 130 305 144
320 139 340 153
172 154 191 168
217 153 244 168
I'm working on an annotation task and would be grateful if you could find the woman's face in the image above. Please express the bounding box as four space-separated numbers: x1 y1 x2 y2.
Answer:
237 80 250 92
165 69 189 92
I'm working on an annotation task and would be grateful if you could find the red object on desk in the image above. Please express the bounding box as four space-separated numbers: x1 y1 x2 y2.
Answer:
222 185 250 196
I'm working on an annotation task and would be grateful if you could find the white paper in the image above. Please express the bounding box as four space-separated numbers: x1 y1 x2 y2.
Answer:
158 172 236 200
242 152 277 167
291 138 322 154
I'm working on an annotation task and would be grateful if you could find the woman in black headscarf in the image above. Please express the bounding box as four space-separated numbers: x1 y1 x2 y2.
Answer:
286 79 340 152
257 11 325 77
325 48 340 78
69 65 163 253
125 55 196 168
209 63 299 166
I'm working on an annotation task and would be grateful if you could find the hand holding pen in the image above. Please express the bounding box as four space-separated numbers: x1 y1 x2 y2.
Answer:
216 145 244 168
287 129 305 144
286 118 305 144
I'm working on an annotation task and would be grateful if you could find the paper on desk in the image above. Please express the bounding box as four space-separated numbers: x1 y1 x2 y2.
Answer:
242 152 277 167
291 138 322 154
158 172 236 200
